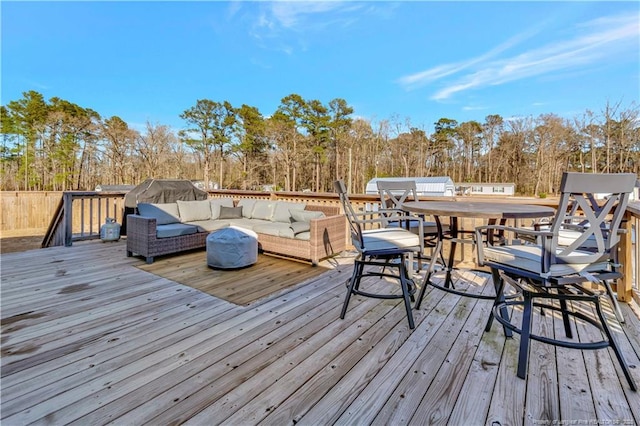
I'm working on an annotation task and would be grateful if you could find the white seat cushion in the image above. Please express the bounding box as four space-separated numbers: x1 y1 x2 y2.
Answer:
483 244 610 277
357 228 421 253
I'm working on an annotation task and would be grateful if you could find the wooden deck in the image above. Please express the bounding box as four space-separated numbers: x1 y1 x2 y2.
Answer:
1 240 639 425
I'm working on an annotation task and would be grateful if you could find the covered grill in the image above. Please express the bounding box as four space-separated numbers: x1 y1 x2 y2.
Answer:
122 179 208 234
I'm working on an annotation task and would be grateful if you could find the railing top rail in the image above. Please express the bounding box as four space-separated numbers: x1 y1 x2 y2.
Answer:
626 201 640 218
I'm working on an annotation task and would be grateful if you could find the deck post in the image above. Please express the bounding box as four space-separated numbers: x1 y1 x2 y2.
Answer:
618 211 633 302
63 192 73 247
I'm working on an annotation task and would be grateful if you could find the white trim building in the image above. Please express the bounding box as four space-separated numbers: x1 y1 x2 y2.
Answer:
457 182 516 196
365 177 456 197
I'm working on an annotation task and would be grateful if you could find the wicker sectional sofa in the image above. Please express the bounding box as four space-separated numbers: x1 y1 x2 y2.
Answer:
126 198 347 265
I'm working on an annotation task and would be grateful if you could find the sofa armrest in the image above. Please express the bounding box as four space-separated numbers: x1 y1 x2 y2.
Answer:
308 213 347 264
126 215 158 260
127 214 158 237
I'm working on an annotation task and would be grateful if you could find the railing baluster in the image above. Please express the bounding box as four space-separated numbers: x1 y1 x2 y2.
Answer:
96 196 101 237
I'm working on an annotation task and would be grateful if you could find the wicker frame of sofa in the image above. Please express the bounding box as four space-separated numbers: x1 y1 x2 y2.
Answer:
126 204 346 265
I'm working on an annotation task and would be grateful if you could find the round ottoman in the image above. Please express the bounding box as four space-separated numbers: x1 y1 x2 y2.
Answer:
206 226 258 269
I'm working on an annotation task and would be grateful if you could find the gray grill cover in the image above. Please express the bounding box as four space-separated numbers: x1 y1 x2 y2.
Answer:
124 179 208 208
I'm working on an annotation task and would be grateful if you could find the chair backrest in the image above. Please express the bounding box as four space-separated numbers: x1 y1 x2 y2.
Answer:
334 179 365 250
376 180 419 227
550 172 636 265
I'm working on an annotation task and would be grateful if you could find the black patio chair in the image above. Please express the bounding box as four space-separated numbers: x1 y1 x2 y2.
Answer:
334 180 422 329
476 172 637 391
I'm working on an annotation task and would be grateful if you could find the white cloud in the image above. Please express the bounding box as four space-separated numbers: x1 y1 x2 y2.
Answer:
269 1 347 29
398 27 540 89
248 1 392 53
462 105 489 112
398 12 639 101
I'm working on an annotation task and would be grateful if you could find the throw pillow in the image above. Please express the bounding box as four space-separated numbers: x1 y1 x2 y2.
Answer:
177 199 212 222
137 203 180 225
210 198 234 220
291 210 325 223
290 221 311 235
272 201 306 223
219 206 243 219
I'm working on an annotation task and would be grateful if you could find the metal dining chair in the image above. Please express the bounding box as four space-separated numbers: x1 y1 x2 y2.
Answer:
334 180 422 329
476 172 637 391
376 180 447 271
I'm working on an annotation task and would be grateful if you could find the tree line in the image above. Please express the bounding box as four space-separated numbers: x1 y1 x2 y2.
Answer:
1 90 638 196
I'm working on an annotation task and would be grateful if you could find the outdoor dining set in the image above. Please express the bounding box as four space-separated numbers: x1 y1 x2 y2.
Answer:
334 172 638 392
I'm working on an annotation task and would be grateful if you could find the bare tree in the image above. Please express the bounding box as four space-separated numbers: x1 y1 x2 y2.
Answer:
135 121 175 179
100 116 137 184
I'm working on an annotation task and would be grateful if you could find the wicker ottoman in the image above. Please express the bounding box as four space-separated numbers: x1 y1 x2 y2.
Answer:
206 226 258 269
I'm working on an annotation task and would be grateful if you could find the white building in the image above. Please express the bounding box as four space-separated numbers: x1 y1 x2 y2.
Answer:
365 177 455 197
457 182 515 196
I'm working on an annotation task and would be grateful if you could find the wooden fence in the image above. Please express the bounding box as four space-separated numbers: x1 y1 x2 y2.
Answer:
1 191 127 245
1 191 65 233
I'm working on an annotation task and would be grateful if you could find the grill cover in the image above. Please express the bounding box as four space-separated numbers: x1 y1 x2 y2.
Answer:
124 179 208 208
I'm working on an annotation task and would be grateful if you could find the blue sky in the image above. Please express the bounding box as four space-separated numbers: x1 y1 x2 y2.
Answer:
2 1 639 133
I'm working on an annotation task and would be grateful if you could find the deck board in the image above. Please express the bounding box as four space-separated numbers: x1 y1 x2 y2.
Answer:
1 240 639 425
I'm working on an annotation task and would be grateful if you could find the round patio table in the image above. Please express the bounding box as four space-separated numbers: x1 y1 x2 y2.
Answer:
402 200 555 306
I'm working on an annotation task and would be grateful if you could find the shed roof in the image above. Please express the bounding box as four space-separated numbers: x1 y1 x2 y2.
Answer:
368 176 453 184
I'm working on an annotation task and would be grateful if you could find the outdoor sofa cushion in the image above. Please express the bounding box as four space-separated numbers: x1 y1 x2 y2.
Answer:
226 218 258 229
137 198 331 241
252 222 295 238
251 200 276 220
237 199 256 218
156 223 198 238
290 221 310 235
177 199 212 222
184 220 231 233
291 210 325 223
272 201 307 223
137 203 181 225
294 231 311 241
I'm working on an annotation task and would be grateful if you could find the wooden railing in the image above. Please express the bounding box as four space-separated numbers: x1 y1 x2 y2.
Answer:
623 201 640 303
43 192 128 247
37 190 639 302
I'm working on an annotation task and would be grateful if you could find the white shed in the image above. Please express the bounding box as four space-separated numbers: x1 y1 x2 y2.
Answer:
365 177 455 197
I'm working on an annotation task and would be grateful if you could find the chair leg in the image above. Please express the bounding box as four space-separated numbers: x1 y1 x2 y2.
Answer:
486 269 506 333
353 260 364 292
602 279 625 323
594 297 637 391
341 260 363 320
399 258 415 329
517 291 534 380
414 239 443 310
342 253 416 330
414 273 428 310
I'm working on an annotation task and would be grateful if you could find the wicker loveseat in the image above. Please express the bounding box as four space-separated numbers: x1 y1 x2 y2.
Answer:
126 198 347 265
